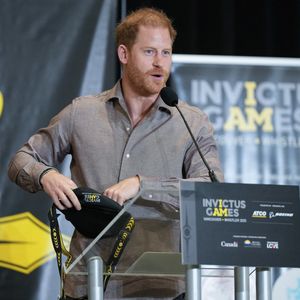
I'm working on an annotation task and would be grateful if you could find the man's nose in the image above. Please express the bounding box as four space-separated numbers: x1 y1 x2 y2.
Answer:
153 53 163 67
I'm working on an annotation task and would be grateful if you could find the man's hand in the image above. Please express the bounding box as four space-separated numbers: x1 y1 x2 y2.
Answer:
103 176 140 205
40 169 81 210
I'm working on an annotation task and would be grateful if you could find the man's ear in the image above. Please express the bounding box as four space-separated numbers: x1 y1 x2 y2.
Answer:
118 44 129 64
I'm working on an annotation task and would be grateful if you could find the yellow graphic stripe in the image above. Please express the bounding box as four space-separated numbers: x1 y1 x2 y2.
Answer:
0 91 3 118
0 212 70 274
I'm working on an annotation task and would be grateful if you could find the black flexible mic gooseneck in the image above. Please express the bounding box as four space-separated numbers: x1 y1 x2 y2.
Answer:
160 86 218 182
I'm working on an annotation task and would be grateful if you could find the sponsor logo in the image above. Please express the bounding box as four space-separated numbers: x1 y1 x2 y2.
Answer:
221 241 238 248
267 241 279 249
252 210 267 218
269 212 294 219
244 239 261 248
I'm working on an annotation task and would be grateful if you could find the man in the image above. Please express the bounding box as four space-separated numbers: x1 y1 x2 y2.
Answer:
8 8 223 300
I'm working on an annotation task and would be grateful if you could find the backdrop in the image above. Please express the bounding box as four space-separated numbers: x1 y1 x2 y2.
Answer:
0 1 117 299
1 1 300 299
170 54 300 299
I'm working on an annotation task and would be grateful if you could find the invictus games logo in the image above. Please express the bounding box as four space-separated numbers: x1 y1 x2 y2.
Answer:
191 79 300 133
83 193 101 203
203 198 246 218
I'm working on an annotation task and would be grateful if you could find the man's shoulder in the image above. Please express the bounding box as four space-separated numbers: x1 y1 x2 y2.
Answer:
174 100 211 129
177 100 206 117
72 89 113 107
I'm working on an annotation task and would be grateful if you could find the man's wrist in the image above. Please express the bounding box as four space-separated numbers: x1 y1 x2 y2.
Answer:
39 168 56 188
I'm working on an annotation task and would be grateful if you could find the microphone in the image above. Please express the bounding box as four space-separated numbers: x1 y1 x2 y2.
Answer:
160 86 218 182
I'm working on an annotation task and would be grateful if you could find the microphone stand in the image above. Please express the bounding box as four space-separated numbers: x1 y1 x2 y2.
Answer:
174 105 218 183
174 105 220 300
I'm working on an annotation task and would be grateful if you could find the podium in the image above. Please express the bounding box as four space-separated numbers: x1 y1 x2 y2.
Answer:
60 181 300 300
180 181 300 300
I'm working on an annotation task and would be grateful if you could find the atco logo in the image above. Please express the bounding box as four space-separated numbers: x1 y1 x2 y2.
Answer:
267 241 279 249
269 212 294 219
252 210 267 218
221 241 238 248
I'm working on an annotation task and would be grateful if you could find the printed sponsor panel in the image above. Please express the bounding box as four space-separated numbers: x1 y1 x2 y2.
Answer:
181 182 300 267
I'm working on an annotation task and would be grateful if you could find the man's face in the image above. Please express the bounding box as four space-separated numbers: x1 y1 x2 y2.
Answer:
121 25 173 96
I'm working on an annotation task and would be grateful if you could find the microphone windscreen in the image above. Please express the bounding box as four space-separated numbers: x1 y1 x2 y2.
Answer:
160 87 178 107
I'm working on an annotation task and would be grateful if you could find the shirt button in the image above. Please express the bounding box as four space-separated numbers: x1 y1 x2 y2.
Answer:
126 153 130 158
126 127 130 132
149 194 153 199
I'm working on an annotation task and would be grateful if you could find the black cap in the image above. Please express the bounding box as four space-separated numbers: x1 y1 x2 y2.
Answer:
58 187 130 238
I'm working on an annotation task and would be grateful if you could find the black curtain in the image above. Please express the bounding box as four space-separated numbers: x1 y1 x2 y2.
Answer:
127 0 300 57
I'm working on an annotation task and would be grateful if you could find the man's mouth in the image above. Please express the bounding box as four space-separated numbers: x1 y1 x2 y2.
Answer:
150 74 164 80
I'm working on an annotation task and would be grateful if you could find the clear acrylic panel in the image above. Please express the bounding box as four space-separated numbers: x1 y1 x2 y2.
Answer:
61 186 234 299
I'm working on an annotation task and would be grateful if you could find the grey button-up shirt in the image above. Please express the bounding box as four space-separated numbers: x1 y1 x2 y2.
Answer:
8 81 223 298
8 81 223 202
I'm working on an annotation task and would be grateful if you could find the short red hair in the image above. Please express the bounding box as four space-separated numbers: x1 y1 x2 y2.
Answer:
116 8 177 49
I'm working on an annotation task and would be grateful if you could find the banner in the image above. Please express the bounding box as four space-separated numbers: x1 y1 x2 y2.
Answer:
171 55 300 185
0 1 117 299
170 54 300 299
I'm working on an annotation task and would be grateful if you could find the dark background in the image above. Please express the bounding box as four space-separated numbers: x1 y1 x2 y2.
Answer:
1 1 299 299
126 0 300 58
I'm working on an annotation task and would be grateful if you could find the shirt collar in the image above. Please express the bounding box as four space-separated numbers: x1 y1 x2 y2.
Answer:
105 80 173 115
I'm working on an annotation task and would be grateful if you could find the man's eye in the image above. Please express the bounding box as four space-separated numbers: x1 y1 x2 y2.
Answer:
162 50 171 57
144 49 154 55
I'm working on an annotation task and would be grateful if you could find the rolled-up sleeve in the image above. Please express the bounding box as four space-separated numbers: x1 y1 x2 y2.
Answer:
7 103 74 193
